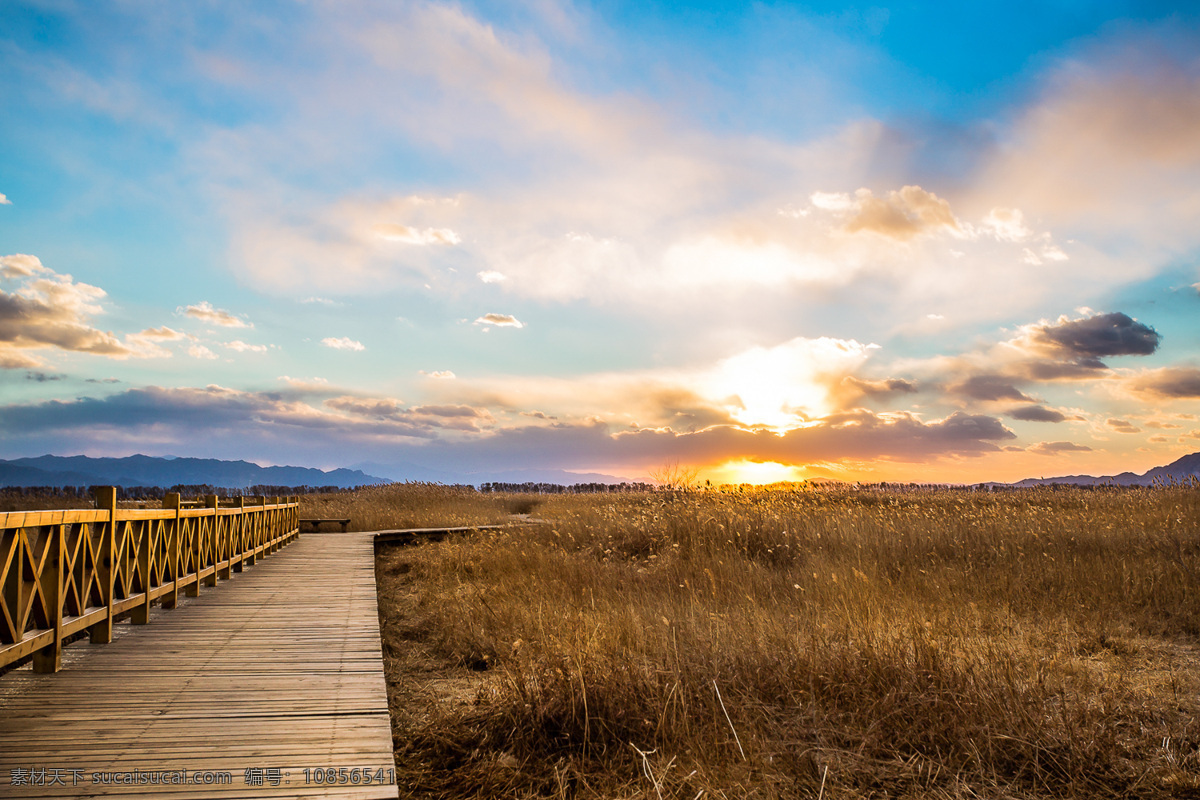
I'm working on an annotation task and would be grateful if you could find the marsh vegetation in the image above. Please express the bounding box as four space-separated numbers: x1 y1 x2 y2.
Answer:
376 484 1200 799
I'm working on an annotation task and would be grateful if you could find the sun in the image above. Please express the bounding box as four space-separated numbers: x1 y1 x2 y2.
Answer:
704 460 808 486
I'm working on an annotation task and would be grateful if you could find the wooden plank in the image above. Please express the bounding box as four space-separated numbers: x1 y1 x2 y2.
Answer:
0 510 108 528
0 533 397 799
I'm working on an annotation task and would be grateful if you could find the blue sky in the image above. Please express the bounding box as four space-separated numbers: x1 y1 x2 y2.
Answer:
2 1 1199 483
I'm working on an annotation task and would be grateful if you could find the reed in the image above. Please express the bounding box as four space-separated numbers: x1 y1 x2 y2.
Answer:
377 485 1200 798
298 482 512 531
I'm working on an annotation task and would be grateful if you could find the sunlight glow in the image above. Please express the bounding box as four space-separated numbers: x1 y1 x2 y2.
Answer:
705 460 808 485
699 337 876 431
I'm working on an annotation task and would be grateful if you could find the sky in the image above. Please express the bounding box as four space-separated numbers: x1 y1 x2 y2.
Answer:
2 0 1200 485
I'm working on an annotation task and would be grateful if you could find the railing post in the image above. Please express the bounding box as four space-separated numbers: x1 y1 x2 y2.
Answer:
232 496 246 573
32 522 65 673
187 496 204 596
162 493 181 609
206 495 222 584
271 497 281 552
131 509 151 625
88 487 118 645
246 496 263 566
212 494 230 582
292 496 300 540
259 496 267 550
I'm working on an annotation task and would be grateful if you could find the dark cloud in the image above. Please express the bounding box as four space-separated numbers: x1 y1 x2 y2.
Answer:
0 259 147 368
324 396 493 432
842 376 919 396
1031 312 1159 365
647 388 736 432
323 396 407 420
25 371 65 382
1106 418 1141 434
349 410 1016 471
1016 360 1107 381
410 404 490 418
1029 441 1093 455
1127 367 1200 399
951 374 1034 402
0 387 1015 474
1007 405 1069 423
0 386 444 449
1000 313 1163 386
0 289 130 362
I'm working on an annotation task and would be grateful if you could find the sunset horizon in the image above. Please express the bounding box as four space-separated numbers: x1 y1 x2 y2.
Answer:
3 2 1199 486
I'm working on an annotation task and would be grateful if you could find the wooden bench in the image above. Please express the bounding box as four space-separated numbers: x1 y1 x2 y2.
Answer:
299 517 352 532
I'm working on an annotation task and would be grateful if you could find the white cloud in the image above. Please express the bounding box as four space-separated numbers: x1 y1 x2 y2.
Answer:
225 340 269 353
134 326 186 341
230 194 464 294
0 193 11 205
0 253 47 278
279 375 334 393
69 0 1184 357
187 344 218 359
0 255 140 366
820 186 963 241
473 313 524 329
420 370 457 379
181 301 250 328
663 236 841 288
374 223 461 245
321 336 365 351
981 208 1032 242
1042 244 1068 262
810 191 855 212
978 41 1200 258
698 336 877 428
123 327 187 359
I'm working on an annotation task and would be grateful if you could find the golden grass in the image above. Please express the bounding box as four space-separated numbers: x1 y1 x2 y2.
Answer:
376 486 1200 799
299 482 513 531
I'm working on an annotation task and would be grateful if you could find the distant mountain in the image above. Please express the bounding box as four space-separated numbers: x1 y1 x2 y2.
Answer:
349 460 639 486
1010 451 1200 487
473 467 645 486
347 460 467 484
0 454 387 489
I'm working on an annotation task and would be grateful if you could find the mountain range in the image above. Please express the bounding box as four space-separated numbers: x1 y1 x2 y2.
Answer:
0 454 637 490
1007 451 1200 487
347 460 638 486
0 454 387 490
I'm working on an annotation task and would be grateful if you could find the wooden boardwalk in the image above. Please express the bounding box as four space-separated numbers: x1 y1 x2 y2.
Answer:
0 532 398 799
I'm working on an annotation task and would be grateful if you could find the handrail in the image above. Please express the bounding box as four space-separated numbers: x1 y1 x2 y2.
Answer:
0 487 300 673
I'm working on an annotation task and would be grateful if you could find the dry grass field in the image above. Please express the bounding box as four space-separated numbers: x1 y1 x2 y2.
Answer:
376 484 1200 799
297 482 515 530
10 482 1200 796
0 488 98 512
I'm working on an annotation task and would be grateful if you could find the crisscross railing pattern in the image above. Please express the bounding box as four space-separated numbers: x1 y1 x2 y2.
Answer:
0 487 299 673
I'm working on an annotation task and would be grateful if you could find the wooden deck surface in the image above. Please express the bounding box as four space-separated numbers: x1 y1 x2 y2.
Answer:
0 533 398 799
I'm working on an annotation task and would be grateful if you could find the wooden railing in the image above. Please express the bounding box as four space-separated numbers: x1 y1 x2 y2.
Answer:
0 487 300 673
